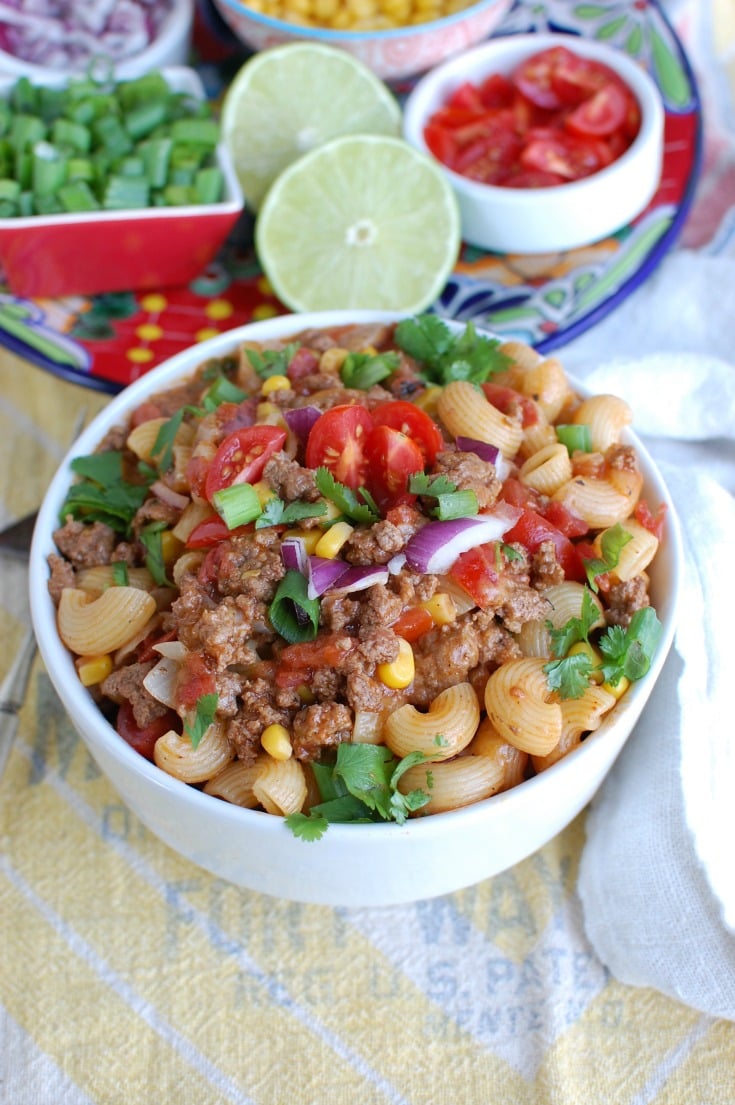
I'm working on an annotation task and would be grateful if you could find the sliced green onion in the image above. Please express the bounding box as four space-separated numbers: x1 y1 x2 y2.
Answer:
557 424 592 454
269 570 320 644
204 374 248 407
432 489 479 521
58 180 100 212
212 483 262 529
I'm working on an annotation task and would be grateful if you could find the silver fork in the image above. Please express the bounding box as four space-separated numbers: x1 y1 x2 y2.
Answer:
0 409 87 780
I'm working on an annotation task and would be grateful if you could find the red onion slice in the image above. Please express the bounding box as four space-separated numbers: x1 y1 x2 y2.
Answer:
306 556 351 599
454 436 511 479
330 565 390 594
404 504 522 574
284 405 322 445
281 536 308 575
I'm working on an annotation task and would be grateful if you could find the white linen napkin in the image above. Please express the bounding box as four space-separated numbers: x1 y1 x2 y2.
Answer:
557 250 735 1019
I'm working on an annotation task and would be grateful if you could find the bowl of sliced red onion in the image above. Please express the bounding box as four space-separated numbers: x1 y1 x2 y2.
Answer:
29 309 682 906
0 0 194 80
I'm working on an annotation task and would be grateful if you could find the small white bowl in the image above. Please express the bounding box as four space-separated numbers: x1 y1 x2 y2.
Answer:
210 0 513 83
0 0 194 80
403 33 665 254
29 310 681 906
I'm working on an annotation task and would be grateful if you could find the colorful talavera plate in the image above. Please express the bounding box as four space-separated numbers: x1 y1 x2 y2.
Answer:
0 0 702 394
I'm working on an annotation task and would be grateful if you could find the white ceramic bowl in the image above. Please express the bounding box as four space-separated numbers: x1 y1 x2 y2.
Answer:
210 0 513 83
29 310 681 907
403 33 665 254
0 0 194 80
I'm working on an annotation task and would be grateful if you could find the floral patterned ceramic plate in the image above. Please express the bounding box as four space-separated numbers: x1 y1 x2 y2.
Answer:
0 0 701 394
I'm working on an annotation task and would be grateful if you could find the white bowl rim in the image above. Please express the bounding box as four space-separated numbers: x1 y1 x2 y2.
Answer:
29 309 683 847
213 0 510 42
403 31 664 201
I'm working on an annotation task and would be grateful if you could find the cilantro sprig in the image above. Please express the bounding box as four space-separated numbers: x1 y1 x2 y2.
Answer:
340 350 399 390
394 315 510 387
285 745 431 840
184 693 219 749
245 343 299 379
313 467 380 524
58 451 151 536
255 496 327 529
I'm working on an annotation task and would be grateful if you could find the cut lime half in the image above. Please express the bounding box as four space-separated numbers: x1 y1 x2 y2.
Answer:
221 42 402 212
255 134 461 315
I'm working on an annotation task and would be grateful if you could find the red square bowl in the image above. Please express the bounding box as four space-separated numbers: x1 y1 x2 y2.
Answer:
0 68 244 299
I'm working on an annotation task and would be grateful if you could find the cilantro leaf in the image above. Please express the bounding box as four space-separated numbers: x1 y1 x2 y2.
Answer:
395 315 510 386
583 523 632 592
255 496 327 529
313 467 379 524
245 343 299 379
547 586 601 658
543 652 595 699
598 606 662 686
409 471 457 497
59 451 150 535
184 693 219 749
284 812 330 841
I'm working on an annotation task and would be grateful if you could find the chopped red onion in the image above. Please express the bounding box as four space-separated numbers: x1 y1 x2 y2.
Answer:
306 556 350 600
283 405 322 446
150 480 189 512
330 565 390 594
387 553 406 575
454 435 511 479
404 505 522 574
281 536 308 575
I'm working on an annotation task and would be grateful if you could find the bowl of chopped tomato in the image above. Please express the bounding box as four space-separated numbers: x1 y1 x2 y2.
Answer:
29 310 681 906
403 33 665 254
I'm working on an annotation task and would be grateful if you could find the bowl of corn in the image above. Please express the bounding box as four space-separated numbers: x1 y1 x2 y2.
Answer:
210 0 513 82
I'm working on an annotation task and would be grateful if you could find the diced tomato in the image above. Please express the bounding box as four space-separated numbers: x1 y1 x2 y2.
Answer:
204 425 286 502
279 635 353 670
305 404 374 489
520 132 613 180
186 515 252 548
513 46 579 110
447 80 486 113
424 122 459 169
392 606 434 642
364 424 425 512
371 400 444 465
287 346 320 383
499 476 542 511
482 382 539 426
450 543 503 609
542 499 590 539
116 699 178 762
478 72 515 109
503 506 586 581
565 81 628 137
130 400 164 427
176 652 217 710
634 498 667 541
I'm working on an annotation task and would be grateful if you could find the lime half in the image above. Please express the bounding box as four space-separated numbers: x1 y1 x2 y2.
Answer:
255 134 461 314
221 42 402 212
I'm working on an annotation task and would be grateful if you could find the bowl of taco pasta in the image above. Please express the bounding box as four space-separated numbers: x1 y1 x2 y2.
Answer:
29 310 681 906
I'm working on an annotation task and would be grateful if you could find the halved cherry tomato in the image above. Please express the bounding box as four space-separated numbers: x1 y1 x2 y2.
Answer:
513 46 578 110
371 400 444 465
305 404 374 489
392 606 434 642
116 699 178 762
503 506 585 581
364 425 425 512
204 425 286 503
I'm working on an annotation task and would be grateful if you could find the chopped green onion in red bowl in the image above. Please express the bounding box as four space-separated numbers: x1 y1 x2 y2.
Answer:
0 65 243 299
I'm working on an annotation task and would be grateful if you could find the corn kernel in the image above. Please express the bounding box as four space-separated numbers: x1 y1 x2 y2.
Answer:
261 374 291 395
568 640 628 697
412 385 443 417
420 592 457 626
297 685 315 704
283 528 322 554
160 530 184 565
261 723 293 761
76 654 113 687
377 637 415 689
319 347 348 374
252 480 277 507
315 521 354 558
317 497 344 524
256 401 286 425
